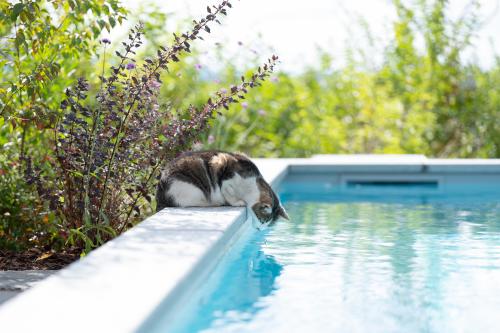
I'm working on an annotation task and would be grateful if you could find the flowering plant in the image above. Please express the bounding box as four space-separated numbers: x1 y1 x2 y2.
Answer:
26 1 278 252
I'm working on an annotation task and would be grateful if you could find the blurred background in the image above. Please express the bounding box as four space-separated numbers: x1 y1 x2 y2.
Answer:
123 0 500 71
118 0 500 158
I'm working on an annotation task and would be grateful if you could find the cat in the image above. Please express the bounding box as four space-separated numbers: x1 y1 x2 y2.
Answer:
156 151 289 226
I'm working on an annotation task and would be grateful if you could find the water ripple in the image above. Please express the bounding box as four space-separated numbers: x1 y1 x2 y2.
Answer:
169 193 500 333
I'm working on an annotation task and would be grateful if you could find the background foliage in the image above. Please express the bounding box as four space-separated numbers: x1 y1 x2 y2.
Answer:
194 0 500 158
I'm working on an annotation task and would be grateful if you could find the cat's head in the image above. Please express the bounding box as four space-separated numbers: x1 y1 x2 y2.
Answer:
251 177 289 225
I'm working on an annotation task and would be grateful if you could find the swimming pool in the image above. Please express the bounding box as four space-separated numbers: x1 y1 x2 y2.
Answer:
143 178 500 333
2 156 500 333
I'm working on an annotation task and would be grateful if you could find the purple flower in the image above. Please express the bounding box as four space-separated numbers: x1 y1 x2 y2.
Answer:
149 80 161 89
126 63 136 70
195 63 202 70
101 38 111 44
220 88 228 94
270 76 279 83
241 102 248 109
257 109 267 116
207 135 215 144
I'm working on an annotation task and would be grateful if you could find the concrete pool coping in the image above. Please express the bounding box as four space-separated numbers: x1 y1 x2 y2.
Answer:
0 155 499 332
0 270 56 305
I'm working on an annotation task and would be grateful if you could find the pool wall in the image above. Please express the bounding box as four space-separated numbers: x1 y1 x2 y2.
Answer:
0 155 499 332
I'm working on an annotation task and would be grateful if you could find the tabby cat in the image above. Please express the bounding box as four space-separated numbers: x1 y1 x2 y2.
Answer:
156 151 289 226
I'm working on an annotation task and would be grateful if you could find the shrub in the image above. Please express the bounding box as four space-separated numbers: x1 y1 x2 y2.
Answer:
25 1 278 253
0 0 127 252
0 158 59 251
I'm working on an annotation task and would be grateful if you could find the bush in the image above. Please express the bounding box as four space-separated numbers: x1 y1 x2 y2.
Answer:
23 1 277 253
0 158 59 251
0 0 127 252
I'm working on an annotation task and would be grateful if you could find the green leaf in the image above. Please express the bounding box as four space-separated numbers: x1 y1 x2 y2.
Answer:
11 3 24 21
97 19 105 30
99 211 110 225
14 29 25 48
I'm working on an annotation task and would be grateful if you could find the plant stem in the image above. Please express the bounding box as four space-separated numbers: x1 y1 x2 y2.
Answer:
121 162 162 232
96 13 225 219
82 43 108 225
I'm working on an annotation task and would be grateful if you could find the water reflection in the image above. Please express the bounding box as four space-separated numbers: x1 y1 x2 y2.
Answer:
263 193 500 332
159 183 500 333
177 232 283 333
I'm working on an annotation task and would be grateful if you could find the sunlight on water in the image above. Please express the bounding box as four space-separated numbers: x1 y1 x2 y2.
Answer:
154 184 500 333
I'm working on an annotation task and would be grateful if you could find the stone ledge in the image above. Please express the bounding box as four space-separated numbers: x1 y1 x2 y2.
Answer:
0 270 56 305
0 270 56 291
0 207 247 333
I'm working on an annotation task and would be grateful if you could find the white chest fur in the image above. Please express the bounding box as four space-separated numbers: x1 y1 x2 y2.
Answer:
221 174 260 207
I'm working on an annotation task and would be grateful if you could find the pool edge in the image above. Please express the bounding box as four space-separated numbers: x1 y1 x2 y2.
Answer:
0 159 290 333
1 155 499 332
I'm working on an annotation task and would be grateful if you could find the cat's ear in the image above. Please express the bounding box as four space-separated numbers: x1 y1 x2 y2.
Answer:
277 206 289 220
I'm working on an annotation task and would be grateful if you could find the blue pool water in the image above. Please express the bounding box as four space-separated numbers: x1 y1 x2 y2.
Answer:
148 182 500 333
